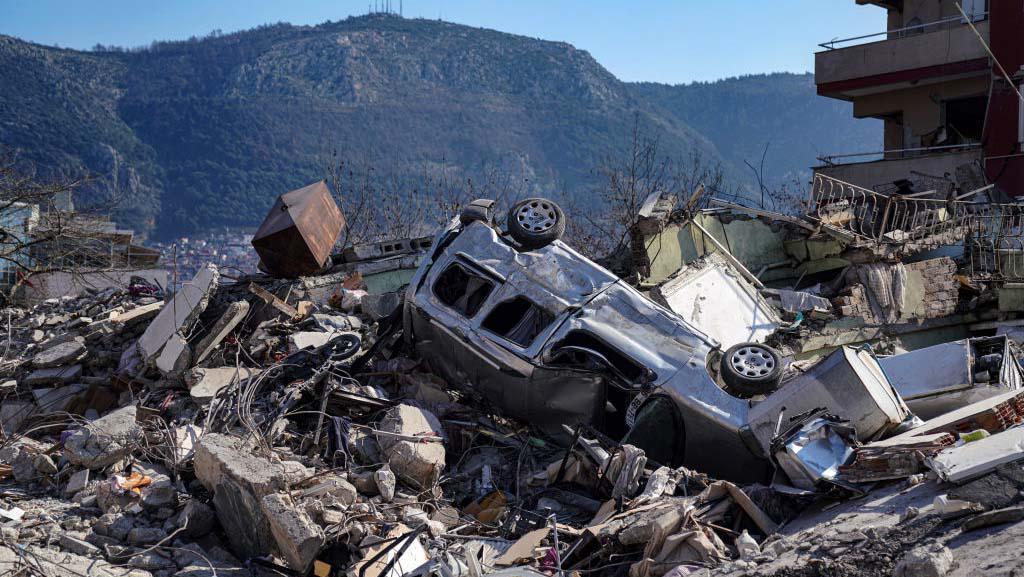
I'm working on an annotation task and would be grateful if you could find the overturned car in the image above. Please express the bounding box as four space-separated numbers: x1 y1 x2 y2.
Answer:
404 198 911 481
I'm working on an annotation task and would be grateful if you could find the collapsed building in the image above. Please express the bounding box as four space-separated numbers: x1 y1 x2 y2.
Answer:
0 179 1023 577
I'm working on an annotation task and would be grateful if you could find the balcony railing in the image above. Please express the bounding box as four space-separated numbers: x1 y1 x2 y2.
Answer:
810 173 1024 280
819 12 988 50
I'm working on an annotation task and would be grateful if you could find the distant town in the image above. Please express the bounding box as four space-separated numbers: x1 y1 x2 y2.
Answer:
149 229 259 289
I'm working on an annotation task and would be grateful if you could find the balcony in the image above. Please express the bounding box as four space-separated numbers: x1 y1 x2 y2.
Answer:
813 145 983 194
816 16 990 100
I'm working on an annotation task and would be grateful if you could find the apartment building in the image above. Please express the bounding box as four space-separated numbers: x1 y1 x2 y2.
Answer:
814 0 1023 198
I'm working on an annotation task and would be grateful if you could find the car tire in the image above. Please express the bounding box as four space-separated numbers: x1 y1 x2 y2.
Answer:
720 342 783 396
506 198 566 250
460 199 496 225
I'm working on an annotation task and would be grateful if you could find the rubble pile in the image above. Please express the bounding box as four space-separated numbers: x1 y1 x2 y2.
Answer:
1 184 1023 577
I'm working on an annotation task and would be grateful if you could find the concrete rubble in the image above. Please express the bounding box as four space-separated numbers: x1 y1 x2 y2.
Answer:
1 190 1023 577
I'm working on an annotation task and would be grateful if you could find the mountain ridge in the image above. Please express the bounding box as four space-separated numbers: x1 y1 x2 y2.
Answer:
0 15 878 239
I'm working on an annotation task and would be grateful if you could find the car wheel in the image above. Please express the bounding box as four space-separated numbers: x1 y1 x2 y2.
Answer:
506 198 566 250
460 198 496 225
720 342 783 396
324 333 361 362
621 396 684 467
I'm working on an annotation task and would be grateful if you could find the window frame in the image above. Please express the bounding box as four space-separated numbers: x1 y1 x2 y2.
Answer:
480 295 556 349
431 261 497 319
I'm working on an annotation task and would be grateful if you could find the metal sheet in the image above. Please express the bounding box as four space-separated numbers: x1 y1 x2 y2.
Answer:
653 254 781 348
774 418 856 490
252 181 345 278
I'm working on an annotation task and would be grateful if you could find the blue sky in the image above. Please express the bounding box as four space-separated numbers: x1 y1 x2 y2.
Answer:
1 1 885 84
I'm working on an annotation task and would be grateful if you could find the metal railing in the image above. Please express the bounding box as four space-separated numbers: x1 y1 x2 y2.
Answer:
810 174 971 249
816 143 982 166
819 12 988 50
811 173 1024 280
966 204 1024 280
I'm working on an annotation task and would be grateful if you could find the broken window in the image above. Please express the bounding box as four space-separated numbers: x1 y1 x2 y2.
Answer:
433 263 494 317
482 297 554 347
943 95 986 144
550 331 649 384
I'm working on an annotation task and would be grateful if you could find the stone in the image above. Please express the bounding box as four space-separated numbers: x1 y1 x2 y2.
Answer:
59 532 101 556
23 364 83 386
185 367 258 402
350 470 379 496
177 500 216 538
949 473 1020 510
33 383 87 414
894 545 954 577
64 469 90 496
961 505 1024 532
0 400 35 436
64 405 143 469
137 264 218 363
376 404 446 490
93 513 135 542
127 550 176 571
193 300 250 364
32 339 87 368
260 493 325 573
375 466 397 502
128 526 168 545
33 453 58 475
0 543 153 577
296 475 358 506
31 329 45 342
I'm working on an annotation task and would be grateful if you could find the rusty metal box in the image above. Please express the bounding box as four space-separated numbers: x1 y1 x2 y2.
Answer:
251 180 346 278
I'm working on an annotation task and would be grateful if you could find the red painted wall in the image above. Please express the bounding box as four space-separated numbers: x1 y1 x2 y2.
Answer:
984 1 1024 196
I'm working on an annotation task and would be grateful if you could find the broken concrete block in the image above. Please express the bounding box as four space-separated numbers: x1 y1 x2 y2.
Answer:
58 532 101 557
261 493 325 572
375 466 397 502
193 433 292 560
961 505 1024 532
185 367 258 402
376 404 445 490
32 339 87 368
894 545 955 577
193 300 249 364
65 469 90 496
64 405 143 469
137 263 219 363
127 526 167 545
154 333 191 376
0 400 34 436
0 542 153 577
177 500 216 538
33 453 57 475
32 383 87 414
296 475 357 506
23 364 82 386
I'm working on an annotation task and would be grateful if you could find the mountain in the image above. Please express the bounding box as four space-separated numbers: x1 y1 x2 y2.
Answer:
0 15 878 239
631 73 881 187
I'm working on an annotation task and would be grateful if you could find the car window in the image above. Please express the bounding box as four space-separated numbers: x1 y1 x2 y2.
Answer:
482 297 554 347
433 263 495 318
550 330 648 382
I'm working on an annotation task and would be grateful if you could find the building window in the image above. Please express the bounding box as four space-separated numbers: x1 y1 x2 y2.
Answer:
482 297 554 347
433 263 494 318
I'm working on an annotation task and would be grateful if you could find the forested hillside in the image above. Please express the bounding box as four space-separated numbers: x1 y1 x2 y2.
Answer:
0 15 878 239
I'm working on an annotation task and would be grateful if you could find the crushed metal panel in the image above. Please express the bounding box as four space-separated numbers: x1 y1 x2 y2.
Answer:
251 181 346 278
878 336 1023 420
652 254 781 349
748 347 911 454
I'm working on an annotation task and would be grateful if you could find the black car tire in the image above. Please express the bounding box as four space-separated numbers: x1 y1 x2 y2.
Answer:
720 342 783 396
506 198 566 250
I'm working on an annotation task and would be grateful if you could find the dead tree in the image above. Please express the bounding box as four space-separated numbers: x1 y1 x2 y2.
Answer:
0 148 126 303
